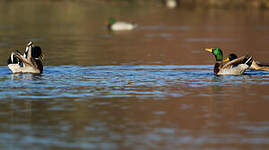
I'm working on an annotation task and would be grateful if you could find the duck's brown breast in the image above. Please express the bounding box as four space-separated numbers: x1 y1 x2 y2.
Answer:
214 63 221 75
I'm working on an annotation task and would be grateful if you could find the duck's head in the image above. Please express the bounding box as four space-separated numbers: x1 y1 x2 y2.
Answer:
107 17 116 26
205 48 223 61
224 53 237 62
32 46 44 61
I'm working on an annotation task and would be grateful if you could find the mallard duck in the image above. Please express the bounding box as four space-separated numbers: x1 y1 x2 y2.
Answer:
7 41 44 74
225 53 269 71
205 48 253 75
107 18 137 31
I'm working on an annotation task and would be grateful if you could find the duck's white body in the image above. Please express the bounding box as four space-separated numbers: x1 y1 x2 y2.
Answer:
217 64 249 75
8 63 41 74
216 56 252 75
110 22 137 31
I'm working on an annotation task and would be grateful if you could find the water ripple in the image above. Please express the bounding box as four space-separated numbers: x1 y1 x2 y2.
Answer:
0 65 269 100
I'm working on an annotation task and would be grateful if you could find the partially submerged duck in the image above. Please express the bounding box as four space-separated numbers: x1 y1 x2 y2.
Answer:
205 48 253 75
107 18 137 31
225 53 269 71
7 41 44 74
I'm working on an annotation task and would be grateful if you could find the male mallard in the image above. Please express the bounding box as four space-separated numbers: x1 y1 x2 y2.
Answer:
225 53 269 71
205 48 253 75
107 18 137 31
7 41 44 74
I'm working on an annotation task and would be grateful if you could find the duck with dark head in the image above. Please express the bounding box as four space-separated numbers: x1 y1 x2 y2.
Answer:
7 41 44 74
205 48 253 75
225 53 269 71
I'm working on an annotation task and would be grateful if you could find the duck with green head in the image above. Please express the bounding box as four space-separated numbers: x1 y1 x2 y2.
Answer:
107 17 137 31
225 53 269 71
205 48 253 75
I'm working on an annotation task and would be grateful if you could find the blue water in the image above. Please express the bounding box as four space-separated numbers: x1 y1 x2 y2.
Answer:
1 65 269 100
1 65 269 150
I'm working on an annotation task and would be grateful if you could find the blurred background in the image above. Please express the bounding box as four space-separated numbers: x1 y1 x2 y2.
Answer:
0 0 269 66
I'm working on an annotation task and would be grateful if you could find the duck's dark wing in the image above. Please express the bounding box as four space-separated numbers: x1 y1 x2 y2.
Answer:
222 56 247 69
